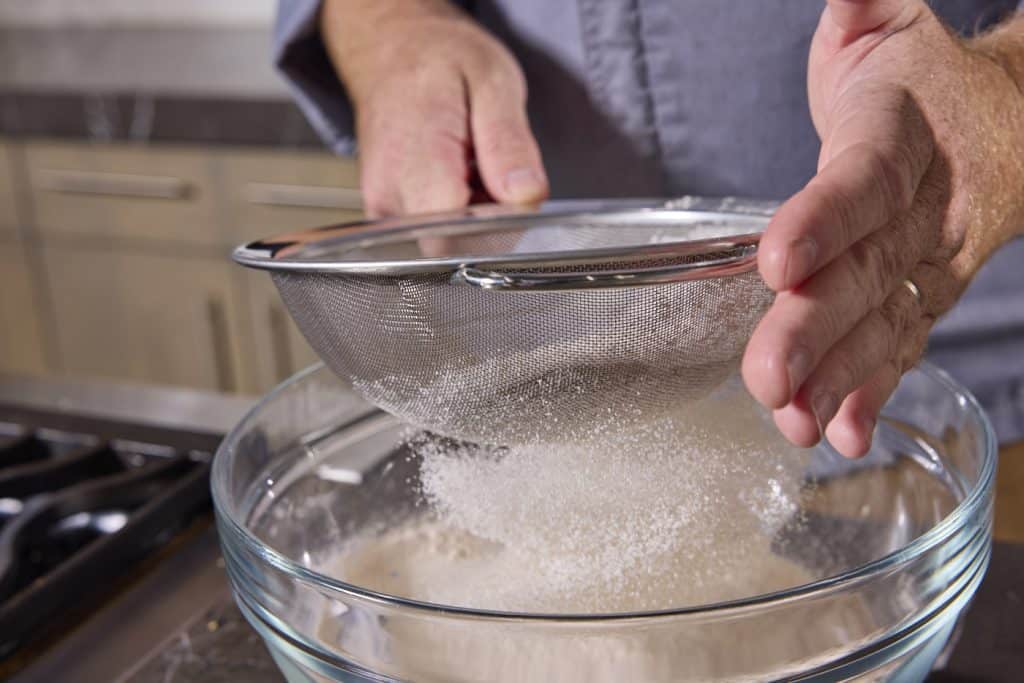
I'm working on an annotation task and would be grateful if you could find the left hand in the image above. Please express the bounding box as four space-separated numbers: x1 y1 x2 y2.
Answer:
741 0 1024 457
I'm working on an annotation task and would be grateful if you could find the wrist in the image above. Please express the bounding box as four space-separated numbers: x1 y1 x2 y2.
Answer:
969 14 1024 94
320 0 469 102
964 18 1024 247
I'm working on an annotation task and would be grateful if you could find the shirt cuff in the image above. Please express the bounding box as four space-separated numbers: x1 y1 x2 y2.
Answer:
274 0 357 155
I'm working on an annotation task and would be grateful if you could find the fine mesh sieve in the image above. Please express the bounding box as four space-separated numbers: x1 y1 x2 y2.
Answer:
234 197 777 444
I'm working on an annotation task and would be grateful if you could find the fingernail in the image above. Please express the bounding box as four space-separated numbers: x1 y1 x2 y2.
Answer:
812 391 838 426
503 168 545 201
784 237 818 287
787 346 813 397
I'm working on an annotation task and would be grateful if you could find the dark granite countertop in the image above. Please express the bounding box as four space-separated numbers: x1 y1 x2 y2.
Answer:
124 541 1024 682
0 27 323 148
0 90 323 148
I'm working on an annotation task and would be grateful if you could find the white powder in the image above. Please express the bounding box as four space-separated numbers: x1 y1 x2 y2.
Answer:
320 378 814 613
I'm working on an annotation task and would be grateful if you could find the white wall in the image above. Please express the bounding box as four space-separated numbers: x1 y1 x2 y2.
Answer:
0 0 276 27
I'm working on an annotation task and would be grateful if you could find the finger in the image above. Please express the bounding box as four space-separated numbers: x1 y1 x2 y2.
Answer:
769 279 919 446
825 310 931 456
824 361 902 457
355 73 474 216
772 398 825 450
396 101 474 214
759 94 932 291
743 155 951 411
356 127 404 218
466 60 548 205
824 0 921 38
744 221 921 410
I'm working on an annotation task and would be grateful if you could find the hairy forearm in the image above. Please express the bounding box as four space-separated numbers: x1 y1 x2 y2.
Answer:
970 12 1024 94
961 12 1024 249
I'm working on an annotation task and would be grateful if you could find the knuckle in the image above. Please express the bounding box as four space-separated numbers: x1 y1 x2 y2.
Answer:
399 61 462 104
898 315 934 372
828 350 862 396
870 142 917 214
850 237 900 306
477 118 532 160
808 294 847 352
877 298 910 354
470 37 527 94
476 56 527 100
815 181 859 247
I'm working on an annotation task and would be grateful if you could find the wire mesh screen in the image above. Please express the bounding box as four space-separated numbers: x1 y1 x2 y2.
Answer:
272 259 773 445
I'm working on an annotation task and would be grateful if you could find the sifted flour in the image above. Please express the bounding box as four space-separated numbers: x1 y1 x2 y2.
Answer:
318 378 816 613
304 381 842 682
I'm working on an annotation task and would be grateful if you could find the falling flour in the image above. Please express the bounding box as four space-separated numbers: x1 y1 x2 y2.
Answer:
316 378 816 614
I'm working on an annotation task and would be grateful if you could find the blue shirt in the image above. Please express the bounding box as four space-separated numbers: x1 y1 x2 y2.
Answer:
274 0 1024 443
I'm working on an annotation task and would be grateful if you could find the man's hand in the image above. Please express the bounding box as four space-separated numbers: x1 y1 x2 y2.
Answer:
321 0 548 217
742 0 1024 457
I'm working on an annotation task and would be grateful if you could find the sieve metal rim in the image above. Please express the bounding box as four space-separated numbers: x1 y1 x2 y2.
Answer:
232 198 772 279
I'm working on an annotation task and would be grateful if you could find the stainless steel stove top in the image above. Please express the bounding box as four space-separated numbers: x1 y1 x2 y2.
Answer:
0 374 254 683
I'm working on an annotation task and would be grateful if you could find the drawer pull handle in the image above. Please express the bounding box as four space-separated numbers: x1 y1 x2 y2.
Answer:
245 183 363 211
36 169 191 200
206 296 237 394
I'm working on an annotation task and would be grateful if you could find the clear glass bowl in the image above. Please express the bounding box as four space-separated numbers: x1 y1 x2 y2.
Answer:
212 362 995 683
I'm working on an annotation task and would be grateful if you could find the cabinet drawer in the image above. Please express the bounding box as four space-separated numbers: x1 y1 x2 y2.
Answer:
218 149 363 245
42 246 247 392
0 241 49 376
26 141 221 245
0 142 21 233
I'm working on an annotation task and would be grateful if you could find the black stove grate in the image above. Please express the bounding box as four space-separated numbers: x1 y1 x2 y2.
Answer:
0 422 213 659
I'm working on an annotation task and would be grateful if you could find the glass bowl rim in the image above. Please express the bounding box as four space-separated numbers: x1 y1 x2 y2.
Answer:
211 360 997 622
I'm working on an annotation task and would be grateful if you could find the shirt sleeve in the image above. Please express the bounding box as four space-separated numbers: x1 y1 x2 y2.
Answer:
274 0 356 155
274 0 475 156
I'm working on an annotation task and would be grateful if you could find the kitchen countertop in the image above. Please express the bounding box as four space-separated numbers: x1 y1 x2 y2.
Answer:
124 437 1024 683
0 372 254 444
119 538 1024 683
0 26 323 148
3 373 1020 681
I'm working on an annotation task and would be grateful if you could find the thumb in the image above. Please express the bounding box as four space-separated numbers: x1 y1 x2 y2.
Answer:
824 0 921 38
467 66 549 205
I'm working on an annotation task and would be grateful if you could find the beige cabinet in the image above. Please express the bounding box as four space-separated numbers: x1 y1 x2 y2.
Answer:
0 241 50 376
219 149 360 391
25 141 222 246
217 149 362 245
5 141 364 394
41 246 248 392
240 270 320 392
0 141 21 234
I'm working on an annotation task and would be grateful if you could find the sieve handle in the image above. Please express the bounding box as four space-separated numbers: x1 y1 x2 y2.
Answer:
452 246 758 291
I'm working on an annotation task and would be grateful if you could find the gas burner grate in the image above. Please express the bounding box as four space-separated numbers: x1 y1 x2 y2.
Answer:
0 422 212 659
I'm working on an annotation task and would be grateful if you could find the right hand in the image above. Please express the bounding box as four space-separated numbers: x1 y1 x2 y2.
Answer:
321 0 549 217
